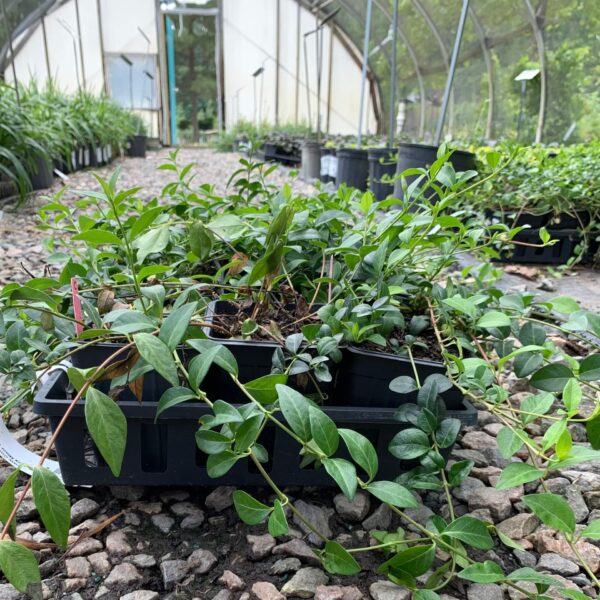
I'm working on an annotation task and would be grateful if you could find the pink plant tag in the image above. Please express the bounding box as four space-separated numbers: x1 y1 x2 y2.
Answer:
71 277 83 336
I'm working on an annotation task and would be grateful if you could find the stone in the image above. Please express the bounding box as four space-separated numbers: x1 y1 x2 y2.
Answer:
120 593 160 600
251 581 285 600
106 531 132 556
88 552 111 575
466 583 504 600
559 470 600 492
65 557 91 579
314 585 363 600
70 498 100 525
170 501 201 516
109 486 145 501
513 549 537 568
363 504 392 530
104 563 143 587
187 549 218 574
159 490 190 503
537 553 580 576
270 557 302 574
131 501 163 515
0 584 21 599
212 592 233 600
452 477 486 502
63 579 87 593
530 530 600 572
151 513 175 534
247 534 276 560
281 567 329 598
218 570 245 591
206 486 236 512
368 580 411 600
293 500 333 547
468 488 513 521
543 477 570 494
182 512 206 529
272 538 321 565
404 505 434 528
67 537 103 557
461 431 497 451
496 513 539 539
566 487 589 523
160 560 189 590
333 491 370 521
128 554 156 568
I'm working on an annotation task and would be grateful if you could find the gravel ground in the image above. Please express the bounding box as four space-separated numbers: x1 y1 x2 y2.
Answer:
1 148 600 599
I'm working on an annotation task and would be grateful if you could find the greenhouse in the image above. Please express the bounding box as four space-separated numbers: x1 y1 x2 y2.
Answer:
0 1 600 599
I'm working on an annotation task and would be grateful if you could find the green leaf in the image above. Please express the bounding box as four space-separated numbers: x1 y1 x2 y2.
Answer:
496 463 544 490
233 490 271 525
520 393 555 425
134 333 179 387
0 540 41 593
436 418 460 448
477 311 511 330
73 229 122 246
156 387 197 420
389 428 430 460
447 460 474 486
530 364 573 393
378 544 435 578
496 528 524 551
0 470 19 538
519 322 546 346
389 376 418 394
196 430 232 454
268 500 289 537
496 427 526 458
321 540 361 575
506 567 557 586
443 296 477 319
562 379 582 415
582 519 600 540
244 373 288 404
189 221 213 261
522 493 575 534
159 302 197 350
586 415 600 450
85 387 127 477
188 345 222 391
549 296 580 315
31 467 70 549
365 481 418 508
458 560 505 583
133 225 170 262
560 590 590 600
309 406 339 456
579 354 600 382
187 339 238 376
514 352 544 378
206 451 239 478
234 415 263 453
277 385 311 441
443 516 493 550
338 429 378 482
413 591 440 600
323 458 357 500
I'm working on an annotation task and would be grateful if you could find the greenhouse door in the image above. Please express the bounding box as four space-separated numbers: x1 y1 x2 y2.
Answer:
162 5 223 145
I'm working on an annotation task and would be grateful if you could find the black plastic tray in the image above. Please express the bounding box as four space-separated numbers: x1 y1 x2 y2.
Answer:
495 228 582 265
34 371 475 486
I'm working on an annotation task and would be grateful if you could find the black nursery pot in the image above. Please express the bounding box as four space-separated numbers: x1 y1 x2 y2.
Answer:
336 148 369 191
368 148 396 200
393 142 475 200
34 370 467 486
495 228 583 265
29 154 54 190
128 135 147 158
337 346 475 417
203 300 336 404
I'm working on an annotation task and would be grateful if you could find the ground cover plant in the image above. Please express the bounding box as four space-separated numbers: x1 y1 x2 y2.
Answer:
0 81 139 202
2 148 600 598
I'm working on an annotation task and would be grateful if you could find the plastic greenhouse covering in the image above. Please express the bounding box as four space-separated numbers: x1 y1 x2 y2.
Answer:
1 0 599 143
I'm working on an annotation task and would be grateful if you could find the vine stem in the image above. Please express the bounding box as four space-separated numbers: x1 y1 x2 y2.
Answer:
0 339 137 540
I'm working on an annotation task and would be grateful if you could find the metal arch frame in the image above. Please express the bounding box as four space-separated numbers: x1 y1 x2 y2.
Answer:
372 0 426 138
410 0 455 132
468 5 494 139
297 0 384 133
523 0 546 143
